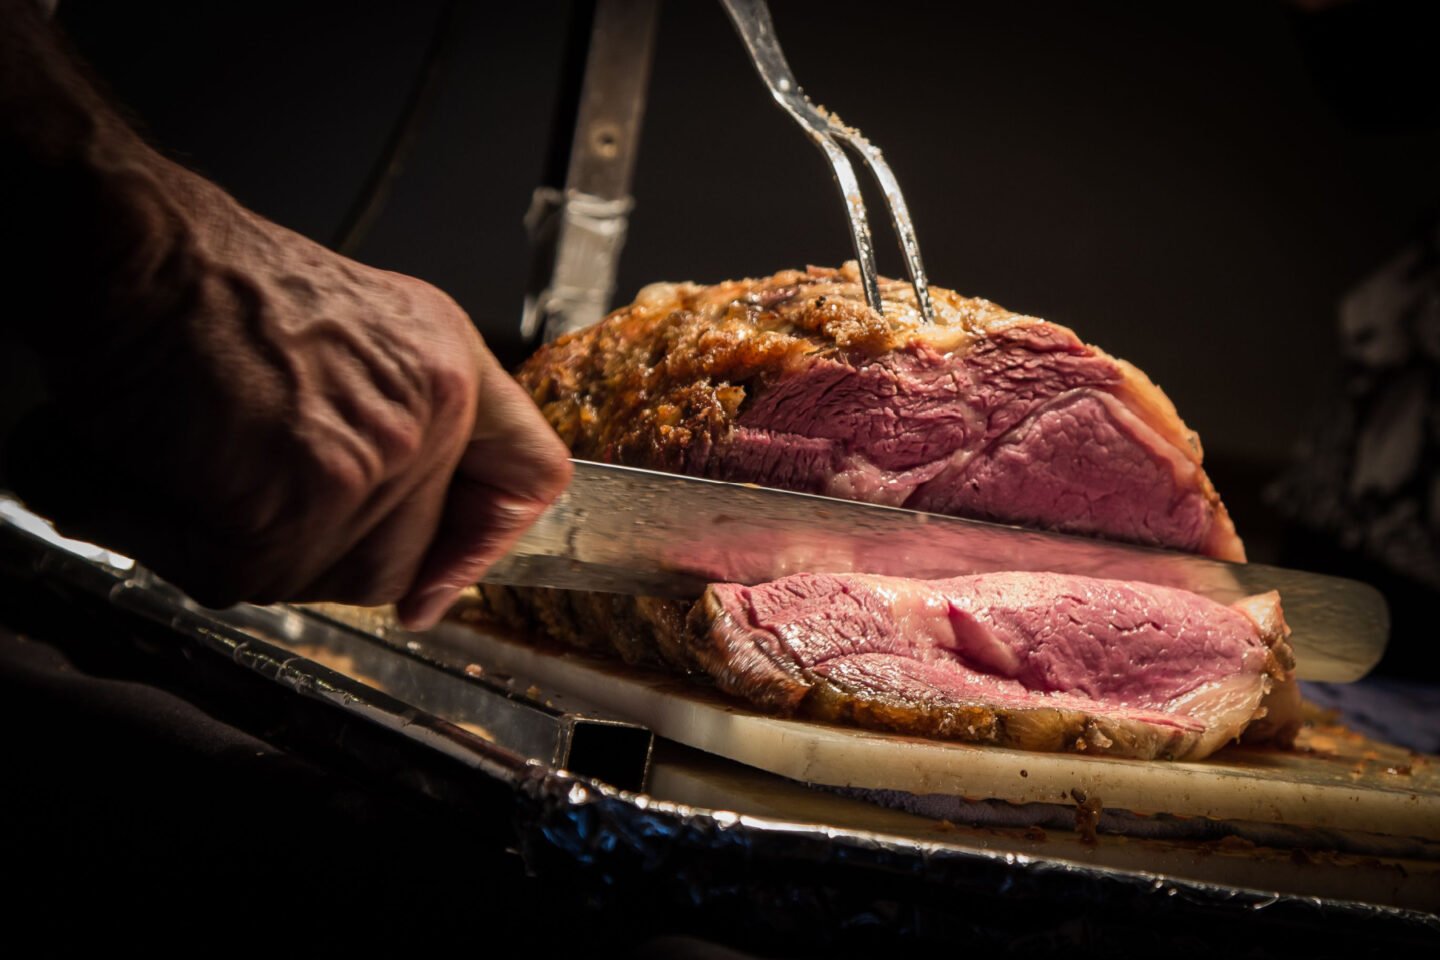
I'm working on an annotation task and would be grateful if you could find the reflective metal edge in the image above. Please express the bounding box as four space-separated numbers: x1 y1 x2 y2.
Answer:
2 500 1435 938
0 498 652 790
483 460 1391 683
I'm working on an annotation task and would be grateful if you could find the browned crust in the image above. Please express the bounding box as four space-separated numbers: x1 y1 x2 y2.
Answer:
465 584 692 669
1231 590 1302 748
517 263 1242 558
803 678 1201 761
520 265 1032 466
681 591 810 712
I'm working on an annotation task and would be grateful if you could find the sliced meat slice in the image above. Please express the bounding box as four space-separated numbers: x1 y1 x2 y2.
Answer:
690 572 1296 761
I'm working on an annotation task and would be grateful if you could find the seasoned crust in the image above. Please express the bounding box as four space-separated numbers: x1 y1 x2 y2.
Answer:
523 264 1018 467
518 263 1242 558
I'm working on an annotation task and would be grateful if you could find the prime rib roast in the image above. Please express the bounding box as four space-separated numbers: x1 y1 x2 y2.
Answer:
462 264 1298 760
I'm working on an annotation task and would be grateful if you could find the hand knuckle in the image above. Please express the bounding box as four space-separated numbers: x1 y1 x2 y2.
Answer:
373 408 425 465
429 358 477 418
303 436 373 504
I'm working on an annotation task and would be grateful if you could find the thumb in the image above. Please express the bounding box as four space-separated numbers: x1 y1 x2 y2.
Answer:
395 358 571 630
394 478 550 630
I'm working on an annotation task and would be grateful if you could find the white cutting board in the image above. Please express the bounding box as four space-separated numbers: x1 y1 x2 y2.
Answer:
436 622 1440 841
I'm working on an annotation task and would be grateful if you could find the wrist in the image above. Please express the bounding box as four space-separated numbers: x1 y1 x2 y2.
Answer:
16 142 223 376
1 2 222 376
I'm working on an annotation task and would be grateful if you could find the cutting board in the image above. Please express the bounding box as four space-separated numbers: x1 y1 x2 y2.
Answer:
433 621 1440 843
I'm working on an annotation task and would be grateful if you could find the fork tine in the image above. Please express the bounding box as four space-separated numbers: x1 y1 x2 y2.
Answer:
721 0 934 322
790 120 884 313
830 127 936 323
720 0 883 314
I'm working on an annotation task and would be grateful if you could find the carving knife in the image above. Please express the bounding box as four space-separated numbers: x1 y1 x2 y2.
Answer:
481 460 1390 683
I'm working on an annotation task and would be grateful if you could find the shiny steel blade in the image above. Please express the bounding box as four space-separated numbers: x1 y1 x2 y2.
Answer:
482 461 1389 683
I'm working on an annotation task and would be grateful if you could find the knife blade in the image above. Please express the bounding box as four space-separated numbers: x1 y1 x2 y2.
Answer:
482 460 1389 683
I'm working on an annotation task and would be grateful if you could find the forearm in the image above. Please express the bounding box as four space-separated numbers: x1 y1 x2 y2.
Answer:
0 0 218 369
1 1 572 622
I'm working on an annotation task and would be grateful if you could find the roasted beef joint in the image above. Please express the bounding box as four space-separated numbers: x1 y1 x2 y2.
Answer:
467 265 1296 760
523 263 1243 560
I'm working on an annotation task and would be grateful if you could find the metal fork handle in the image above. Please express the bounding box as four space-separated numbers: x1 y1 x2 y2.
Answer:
720 0 935 322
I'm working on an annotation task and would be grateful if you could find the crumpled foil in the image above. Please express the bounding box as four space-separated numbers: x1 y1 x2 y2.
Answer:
511 767 1440 954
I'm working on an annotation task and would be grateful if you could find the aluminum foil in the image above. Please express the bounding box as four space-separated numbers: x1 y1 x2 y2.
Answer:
2 498 1437 951
513 768 1440 952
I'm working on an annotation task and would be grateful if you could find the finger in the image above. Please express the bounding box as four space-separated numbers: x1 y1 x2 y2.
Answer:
240 333 477 601
288 450 455 606
394 476 549 630
466 349 573 500
395 349 570 629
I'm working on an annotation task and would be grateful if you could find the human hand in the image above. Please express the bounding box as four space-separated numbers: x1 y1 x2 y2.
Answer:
10 159 570 629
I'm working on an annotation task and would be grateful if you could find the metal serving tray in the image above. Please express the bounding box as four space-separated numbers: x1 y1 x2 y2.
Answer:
1 498 1436 952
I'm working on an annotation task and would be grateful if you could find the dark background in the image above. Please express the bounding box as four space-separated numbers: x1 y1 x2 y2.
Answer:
51 0 1440 491
5 4 1440 941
